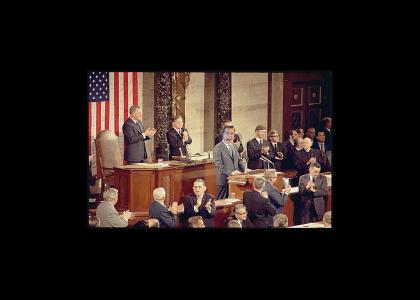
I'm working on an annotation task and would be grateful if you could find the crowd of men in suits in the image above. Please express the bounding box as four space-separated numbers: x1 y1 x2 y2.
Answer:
89 104 333 228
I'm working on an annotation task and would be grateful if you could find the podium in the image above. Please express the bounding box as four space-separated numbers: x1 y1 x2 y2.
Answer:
113 159 216 216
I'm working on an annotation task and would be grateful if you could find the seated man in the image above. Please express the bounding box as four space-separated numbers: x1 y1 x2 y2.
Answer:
243 176 276 228
149 187 179 228
183 179 216 227
323 211 332 228
96 188 133 228
273 213 288 228
187 216 205 228
227 220 242 228
298 162 328 224
225 204 253 228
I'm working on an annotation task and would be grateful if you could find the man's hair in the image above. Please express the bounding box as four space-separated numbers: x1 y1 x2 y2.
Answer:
153 187 166 201
223 125 235 133
264 169 277 180
273 213 288 228
172 115 183 122
233 204 246 214
194 179 206 187
129 105 141 115
268 130 279 137
303 137 313 146
227 220 242 228
323 211 332 226
103 188 118 202
285 129 297 140
322 117 332 126
309 162 321 169
317 131 325 136
89 215 99 227
255 124 266 131
306 127 315 133
223 120 232 124
253 176 265 190
188 216 204 228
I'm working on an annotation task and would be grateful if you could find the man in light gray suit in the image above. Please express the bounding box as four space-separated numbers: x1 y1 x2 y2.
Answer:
298 162 328 224
96 188 133 227
213 125 246 199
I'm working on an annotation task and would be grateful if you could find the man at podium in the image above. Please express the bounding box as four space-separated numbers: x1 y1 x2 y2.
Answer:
213 125 246 199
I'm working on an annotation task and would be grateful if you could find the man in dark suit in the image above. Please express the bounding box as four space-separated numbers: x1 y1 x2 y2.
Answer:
311 131 332 171
214 120 244 155
268 129 284 171
305 127 316 145
246 125 275 170
149 187 179 228
166 115 192 160
294 137 324 177
122 105 156 164
225 204 253 228
282 129 298 170
298 162 328 223
321 117 332 148
183 179 216 227
243 176 276 228
213 125 246 199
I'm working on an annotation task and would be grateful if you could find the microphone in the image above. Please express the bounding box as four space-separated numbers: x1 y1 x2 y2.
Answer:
259 156 274 169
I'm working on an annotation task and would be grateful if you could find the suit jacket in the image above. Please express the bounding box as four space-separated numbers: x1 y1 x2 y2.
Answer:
122 118 150 162
298 174 328 217
183 192 216 227
149 201 177 228
96 201 128 228
243 190 276 228
215 133 244 153
282 139 295 170
246 138 275 170
166 127 192 159
323 128 333 147
269 141 284 171
263 179 288 213
312 142 332 171
294 148 324 176
213 141 245 186
225 214 254 228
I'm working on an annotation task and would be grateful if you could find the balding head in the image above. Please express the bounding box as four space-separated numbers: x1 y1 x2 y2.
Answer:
303 137 313 150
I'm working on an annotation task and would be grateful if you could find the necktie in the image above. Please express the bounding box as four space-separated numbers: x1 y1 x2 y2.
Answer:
320 143 324 153
274 143 277 149
259 140 263 146
228 144 233 157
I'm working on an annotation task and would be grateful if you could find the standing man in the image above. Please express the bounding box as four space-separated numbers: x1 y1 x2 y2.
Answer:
243 176 277 228
305 127 316 144
311 131 332 171
321 117 333 148
298 162 328 224
183 179 216 227
122 105 156 164
294 137 324 177
247 125 274 170
214 120 244 155
213 125 246 199
268 130 284 171
282 129 298 170
166 115 192 160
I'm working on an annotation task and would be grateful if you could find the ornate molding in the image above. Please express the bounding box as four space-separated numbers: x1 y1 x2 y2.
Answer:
154 72 172 160
172 72 190 121
215 72 232 136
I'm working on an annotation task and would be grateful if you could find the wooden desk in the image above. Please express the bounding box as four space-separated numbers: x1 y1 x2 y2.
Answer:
113 159 216 217
228 169 284 200
214 199 242 228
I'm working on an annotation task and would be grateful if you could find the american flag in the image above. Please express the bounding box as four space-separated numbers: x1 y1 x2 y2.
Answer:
88 71 142 158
